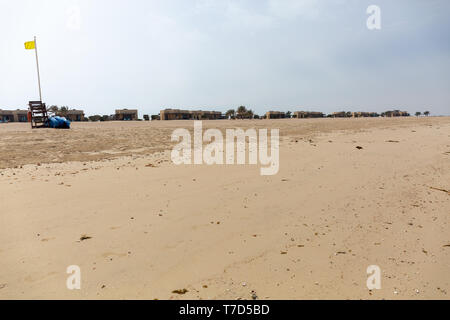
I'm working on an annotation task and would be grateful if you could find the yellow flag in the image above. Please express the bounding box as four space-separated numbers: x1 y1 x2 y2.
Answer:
25 41 35 50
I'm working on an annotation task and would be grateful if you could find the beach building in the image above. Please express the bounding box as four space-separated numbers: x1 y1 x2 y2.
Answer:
160 109 222 120
57 109 84 121
266 111 286 119
0 109 29 123
293 111 324 118
382 110 410 117
331 111 350 118
115 109 139 121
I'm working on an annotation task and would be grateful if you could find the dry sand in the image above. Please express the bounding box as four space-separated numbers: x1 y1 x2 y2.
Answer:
0 117 449 300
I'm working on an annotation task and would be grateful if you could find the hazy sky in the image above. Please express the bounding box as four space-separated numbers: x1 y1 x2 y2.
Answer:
1 0 449 116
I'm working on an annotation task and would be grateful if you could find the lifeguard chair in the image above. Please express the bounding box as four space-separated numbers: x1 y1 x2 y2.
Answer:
29 101 48 129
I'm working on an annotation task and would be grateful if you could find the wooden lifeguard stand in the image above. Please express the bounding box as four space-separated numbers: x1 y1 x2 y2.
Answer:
29 101 48 129
25 37 48 129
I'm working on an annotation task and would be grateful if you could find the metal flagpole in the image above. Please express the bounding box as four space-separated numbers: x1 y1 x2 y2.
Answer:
34 36 43 102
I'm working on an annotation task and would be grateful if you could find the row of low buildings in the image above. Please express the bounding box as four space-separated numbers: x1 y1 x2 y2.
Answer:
56 109 140 121
330 111 410 118
159 109 325 120
331 111 380 118
265 111 326 119
63 109 140 121
0 109 29 123
0 108 87 123
265 110 409 119
60 109 140 121
158 109 327 120
0 108 139 122
265 110 410 119
0 107 412 123
88 108 411 121
160 109 223 121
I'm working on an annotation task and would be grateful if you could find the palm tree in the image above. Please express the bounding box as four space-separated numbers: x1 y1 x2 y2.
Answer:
415 112 421 117
424 111 430 116
237 106 247 119
55 106 69 118
48 105 59 113
225 109 235 119
246 109 254 119
286 111 292 119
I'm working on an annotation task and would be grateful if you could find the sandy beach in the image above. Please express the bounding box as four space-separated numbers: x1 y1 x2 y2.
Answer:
1 117 449 300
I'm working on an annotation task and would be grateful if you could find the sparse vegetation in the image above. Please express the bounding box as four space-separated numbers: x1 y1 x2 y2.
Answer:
229 106 255 119
225 109 236 119
88 115 102 122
